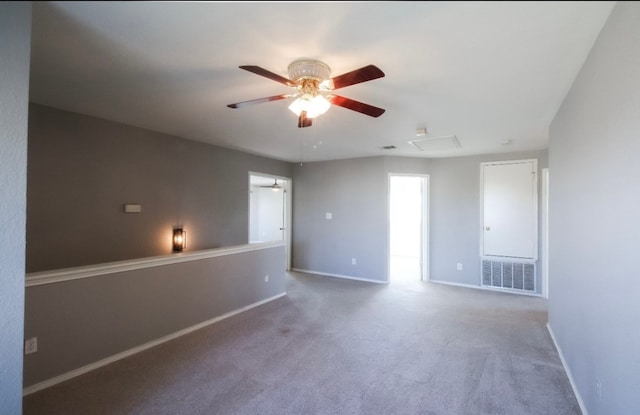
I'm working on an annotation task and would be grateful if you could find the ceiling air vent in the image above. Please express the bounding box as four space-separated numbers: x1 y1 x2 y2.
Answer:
409 135 461 151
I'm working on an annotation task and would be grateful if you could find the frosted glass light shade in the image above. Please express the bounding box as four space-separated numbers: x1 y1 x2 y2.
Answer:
288 94 331 118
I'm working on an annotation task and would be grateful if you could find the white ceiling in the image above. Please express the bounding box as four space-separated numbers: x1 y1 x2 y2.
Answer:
29 1 615 163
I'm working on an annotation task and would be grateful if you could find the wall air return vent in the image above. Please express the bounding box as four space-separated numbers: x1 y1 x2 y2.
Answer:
409 135 461 152
481 258 535 293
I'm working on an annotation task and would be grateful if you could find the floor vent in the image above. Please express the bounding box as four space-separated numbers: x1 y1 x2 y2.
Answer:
482 259 535 292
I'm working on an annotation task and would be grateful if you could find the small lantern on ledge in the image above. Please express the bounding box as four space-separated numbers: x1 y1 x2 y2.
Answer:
173 227 186 252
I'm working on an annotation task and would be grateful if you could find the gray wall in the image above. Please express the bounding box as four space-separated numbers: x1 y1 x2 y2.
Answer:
292 156 389 282
429 150 547 293
24 244 287 387
548 2 640 414
383 155 432 175
27 104 292 272
291 155 434 282
293 152 546 292
0 3 31 414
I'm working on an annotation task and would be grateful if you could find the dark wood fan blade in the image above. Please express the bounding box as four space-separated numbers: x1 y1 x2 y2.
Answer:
330 65 385 90
328 95 385 118
227 94 292 109
298 111 313 128
239 65 296 87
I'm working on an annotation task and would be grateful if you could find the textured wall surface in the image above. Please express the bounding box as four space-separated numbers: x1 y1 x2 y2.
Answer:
24 244 287 387
293 157 388 282
0 2 31 414
292 152 546 290
27 104 292 272
548 2 640 414
429 150 547 292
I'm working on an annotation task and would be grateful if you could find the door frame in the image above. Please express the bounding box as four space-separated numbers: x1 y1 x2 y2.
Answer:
541 168 549 298
248 171 292 270
387 173 430 283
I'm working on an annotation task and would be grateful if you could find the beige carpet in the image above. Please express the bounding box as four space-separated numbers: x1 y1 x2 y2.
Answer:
23 271 580 414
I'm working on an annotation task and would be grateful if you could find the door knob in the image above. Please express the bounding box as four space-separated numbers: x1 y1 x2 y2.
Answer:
485 226 491 231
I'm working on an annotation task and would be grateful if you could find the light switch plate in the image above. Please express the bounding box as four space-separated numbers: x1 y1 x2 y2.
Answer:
325 212 332 220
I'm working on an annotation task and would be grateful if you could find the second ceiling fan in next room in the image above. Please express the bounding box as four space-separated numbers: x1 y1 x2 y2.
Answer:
227 58 386 128
257 178 282 192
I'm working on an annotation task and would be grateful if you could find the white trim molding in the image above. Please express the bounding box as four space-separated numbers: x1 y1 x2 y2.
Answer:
386 173 430 284
26 241 286 287
23 292 286 396
547 323 589 415
429 279 542 297
291 268 386 285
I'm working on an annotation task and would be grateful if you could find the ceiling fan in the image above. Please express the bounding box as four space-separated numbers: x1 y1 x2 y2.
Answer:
256 178 283 191
227 59 386 128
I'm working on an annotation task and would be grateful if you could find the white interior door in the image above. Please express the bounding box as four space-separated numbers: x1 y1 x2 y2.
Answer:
256 187 284 241
482 160 537 259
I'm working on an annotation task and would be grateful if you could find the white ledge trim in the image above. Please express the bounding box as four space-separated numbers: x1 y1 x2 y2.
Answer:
26 241 286 287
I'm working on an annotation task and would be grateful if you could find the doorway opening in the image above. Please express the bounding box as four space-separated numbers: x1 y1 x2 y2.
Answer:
248 172 292 270
388 174 429 283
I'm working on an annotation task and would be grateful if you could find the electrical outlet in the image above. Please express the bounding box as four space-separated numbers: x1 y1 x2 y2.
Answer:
596 377 602 401
457 263 463 271
352 258 357 265
25 337 38 355
264 274 269 282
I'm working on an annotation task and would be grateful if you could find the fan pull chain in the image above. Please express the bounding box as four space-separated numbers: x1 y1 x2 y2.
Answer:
299 131 304 166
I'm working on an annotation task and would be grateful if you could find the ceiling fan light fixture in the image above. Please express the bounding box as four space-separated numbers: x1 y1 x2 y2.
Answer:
271 179 282 191
288 94 331 118
228 61 385 126
287 59 331 82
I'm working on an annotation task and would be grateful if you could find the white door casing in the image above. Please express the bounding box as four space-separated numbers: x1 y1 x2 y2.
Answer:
542 168 549 298
387 173 430 283
248 172 292 270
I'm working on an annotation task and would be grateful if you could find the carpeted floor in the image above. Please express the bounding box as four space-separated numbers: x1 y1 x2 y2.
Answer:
23 272 580 415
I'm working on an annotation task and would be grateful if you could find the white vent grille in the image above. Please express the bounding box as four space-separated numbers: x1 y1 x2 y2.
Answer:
482 259 535 292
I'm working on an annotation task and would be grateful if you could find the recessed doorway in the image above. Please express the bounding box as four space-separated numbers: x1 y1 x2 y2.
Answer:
388 174 429 283
248 172 292 270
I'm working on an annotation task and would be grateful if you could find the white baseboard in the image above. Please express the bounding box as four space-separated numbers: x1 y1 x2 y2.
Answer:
429 279 542 297
291 268 386 284
546 323 588 415
23 292 287 396
428 279 482 290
